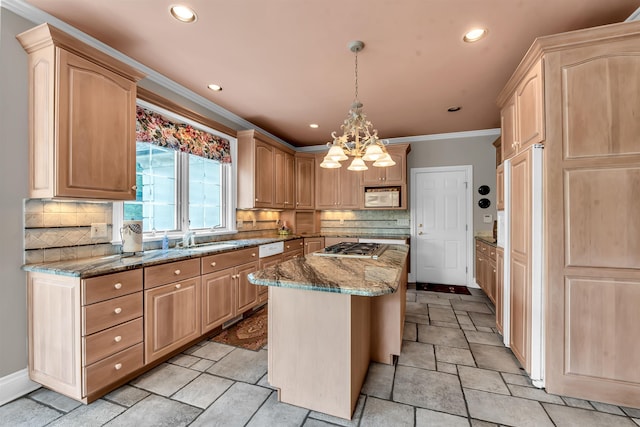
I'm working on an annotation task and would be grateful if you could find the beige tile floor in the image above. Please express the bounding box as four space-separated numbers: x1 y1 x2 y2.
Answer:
2 286 640 426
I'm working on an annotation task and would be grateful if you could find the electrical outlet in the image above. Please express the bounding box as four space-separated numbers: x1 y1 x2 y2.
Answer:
339 219 344 225
91 222 108 238
483 214 493 223
396 219 410 226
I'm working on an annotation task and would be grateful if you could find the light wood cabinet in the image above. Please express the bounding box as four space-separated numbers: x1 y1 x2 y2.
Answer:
17 23 144 200
237 129 296 209
315 153 361 209
144 259 201 363
304 237 325 254
475 239 496 304
496 163 504 210
283 238 304 261
495 247 504 335
27 269 144 403
201 268 236 333
236 260 260 312
500 59 544 162
295 153 316 209
258 254 283 303
362 144 408 186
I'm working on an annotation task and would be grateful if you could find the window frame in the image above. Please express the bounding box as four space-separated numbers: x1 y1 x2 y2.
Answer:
112 98 237 244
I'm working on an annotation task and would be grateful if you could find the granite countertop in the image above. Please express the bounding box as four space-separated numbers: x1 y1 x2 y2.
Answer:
476 236 497 247
248 244 409 297
22 235 301 279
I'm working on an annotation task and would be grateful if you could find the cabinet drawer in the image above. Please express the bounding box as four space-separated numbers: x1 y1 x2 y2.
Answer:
283 238 304 253
144 258 200 289
83 292 143 336
83 318 143 366
283 249 304 261
84 342 143 396
201 247 258 274
83 269 142 305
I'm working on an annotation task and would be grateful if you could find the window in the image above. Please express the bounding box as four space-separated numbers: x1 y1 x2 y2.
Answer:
114 100 236 241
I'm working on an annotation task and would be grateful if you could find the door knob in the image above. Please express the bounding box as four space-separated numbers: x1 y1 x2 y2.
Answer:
418 232 423 235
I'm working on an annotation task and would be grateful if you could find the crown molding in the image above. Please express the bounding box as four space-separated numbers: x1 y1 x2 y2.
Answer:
388 128 501 144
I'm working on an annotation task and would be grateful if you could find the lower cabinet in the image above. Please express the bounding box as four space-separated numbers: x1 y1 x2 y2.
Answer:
27 269 144 402
304 237 325 254
475 239 497 304
144 277 201 363
258 254 283 303
236 261 260 312
201 268 236 333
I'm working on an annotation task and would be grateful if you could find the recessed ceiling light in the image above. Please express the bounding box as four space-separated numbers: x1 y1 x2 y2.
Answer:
309 124 319 129
207 83 222 92
463 28 487 43
447 106 462 112
170 5 197 23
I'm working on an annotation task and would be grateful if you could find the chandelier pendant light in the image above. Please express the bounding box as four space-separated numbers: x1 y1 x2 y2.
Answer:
320 40 395 171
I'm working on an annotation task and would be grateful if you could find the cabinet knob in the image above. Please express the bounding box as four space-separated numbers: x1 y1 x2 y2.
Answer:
131 185 137 191
210 261 217 267
252 253 256 257
114 307 122 314
114 283 122 290
175 284 181 289
255 198 259 202
114 336 122 343
174 269 181 275
286 245 290 249
114 363 122 370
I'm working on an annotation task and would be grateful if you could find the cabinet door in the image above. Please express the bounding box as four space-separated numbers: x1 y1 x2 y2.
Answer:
495 248 504 334
304 237 325 254
145 277 201 363
295 155 315 209
362 164 386 185
516 59 545 152
236 261 259 313
509 149 531 371
487 258 497 304
255 140 275 208
496 164 505 210
475 250 485 289
338 166 361 208
381 147 406 185
274 149 294 209
284 152 295 209
315 154 338 208
501 96 517 161
258 256 282 301
201 269 235 333
57 50 137 200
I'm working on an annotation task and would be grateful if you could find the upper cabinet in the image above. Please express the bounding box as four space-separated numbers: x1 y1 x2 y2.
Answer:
17 24 145 200
362 144 409 186
237 129 296 209
315 153 361 209
294 153 315 210
499 59 545 162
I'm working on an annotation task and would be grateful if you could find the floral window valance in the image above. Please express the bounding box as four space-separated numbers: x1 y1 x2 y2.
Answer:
136 106 232 163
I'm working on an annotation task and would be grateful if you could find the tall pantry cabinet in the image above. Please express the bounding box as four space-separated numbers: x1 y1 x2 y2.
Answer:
497 20 640 407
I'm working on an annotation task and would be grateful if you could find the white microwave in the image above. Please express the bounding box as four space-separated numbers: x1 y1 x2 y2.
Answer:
364 188 400 208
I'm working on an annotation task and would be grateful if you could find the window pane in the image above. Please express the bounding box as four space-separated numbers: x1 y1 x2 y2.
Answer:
189 153 223 229
124 142 177 232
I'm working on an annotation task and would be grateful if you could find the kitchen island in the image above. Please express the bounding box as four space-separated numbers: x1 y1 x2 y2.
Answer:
248 244 408 420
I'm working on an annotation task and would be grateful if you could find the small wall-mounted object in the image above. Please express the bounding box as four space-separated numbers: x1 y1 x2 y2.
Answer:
478 185 490 195
478 198 491 209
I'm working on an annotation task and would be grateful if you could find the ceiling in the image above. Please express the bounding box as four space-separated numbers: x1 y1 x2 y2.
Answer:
21 0 640 147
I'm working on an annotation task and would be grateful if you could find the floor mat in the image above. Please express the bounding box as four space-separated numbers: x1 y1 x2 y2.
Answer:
211 305 267 351
416 283 471 295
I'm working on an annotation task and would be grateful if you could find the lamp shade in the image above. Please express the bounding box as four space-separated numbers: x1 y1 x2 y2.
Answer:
327 144 348 161
362 144 384 162
347 156 368 171
320 156 341 168
373 152 396 167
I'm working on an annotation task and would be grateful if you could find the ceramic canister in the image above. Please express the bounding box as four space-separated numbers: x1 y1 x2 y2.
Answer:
121 220 143 253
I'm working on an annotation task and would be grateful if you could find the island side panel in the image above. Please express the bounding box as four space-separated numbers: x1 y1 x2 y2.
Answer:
370 261 407 364
268 286 370 420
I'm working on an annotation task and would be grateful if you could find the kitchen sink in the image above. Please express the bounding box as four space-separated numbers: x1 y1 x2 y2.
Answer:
187 242 238 251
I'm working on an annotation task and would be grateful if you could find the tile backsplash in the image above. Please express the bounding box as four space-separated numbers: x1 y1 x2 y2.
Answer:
320 210 410 236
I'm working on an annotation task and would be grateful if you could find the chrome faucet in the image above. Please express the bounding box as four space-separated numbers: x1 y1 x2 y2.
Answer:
182 230 195 248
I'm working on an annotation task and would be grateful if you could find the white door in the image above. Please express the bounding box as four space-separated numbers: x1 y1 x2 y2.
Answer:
412 167 470 285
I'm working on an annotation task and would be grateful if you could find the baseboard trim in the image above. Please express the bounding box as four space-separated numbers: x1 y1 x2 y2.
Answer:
0 369 40 406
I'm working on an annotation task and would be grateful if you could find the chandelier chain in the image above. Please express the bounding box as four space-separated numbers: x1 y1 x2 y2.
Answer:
354 49 358 102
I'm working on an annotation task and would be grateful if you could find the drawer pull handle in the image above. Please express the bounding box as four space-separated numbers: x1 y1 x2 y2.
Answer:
174 269 181 275
114 283 122 290
114 363 122 370
175 284 181 289
114 308 122 314
210 261 217 267
286 245 290 249
114 336 122 343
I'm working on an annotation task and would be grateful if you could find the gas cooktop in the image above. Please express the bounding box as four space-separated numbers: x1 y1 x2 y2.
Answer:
313 242 388 259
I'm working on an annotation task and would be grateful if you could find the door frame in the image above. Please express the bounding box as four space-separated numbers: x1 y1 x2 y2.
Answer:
409 165 474 286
